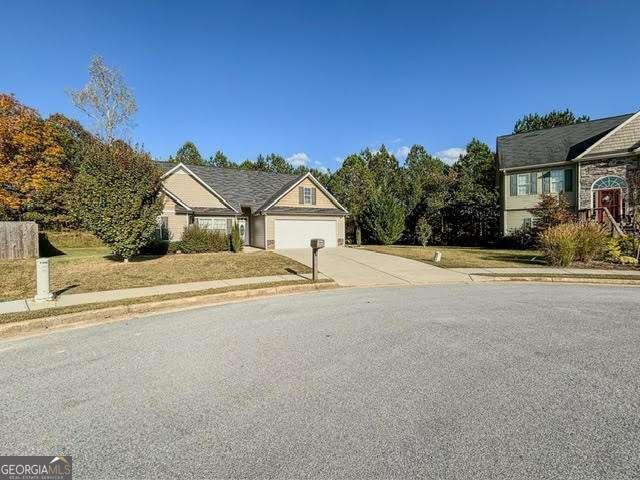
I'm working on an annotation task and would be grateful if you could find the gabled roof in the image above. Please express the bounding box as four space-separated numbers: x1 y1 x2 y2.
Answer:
158 162 346 214
496 113 635 170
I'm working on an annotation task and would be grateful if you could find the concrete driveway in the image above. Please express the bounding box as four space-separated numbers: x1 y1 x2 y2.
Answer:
2 283 639 479
277 247 469 286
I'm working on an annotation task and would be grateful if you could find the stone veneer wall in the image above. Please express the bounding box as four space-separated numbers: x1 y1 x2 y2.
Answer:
578 156 640 212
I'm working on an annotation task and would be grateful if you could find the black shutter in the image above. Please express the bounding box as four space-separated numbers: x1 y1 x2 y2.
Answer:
529 172 537 195
564 169 573 192
299 186 304 204
510 175 517 196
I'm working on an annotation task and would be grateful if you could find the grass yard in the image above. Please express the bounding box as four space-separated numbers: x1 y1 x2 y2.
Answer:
363 245 545 268
0 249 311 302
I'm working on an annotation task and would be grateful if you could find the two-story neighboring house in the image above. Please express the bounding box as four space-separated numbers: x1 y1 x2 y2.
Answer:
158 162 348 249
497 111 640 235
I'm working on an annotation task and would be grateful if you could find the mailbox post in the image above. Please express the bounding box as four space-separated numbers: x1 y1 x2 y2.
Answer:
310 238 325 282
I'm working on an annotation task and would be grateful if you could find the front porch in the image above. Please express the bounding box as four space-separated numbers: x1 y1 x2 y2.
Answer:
578 169 639 236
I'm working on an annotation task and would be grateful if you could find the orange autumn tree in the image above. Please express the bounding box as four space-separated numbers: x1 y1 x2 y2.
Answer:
0 94 69 222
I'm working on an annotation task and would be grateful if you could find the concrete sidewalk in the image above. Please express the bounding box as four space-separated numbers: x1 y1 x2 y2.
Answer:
0 273 322 315
451 267 640 276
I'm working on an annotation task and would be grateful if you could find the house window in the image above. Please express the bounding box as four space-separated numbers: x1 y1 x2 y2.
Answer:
510 172 536 196
550 170 564 193
156 216 169 240
196 217 227 232
542 169 573 194
303 187 313 204
517 174 531 195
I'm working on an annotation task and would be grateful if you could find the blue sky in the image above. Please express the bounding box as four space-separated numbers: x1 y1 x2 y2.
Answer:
2 0 639 171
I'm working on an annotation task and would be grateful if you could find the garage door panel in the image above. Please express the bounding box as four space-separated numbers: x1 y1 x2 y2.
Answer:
274 219 337 249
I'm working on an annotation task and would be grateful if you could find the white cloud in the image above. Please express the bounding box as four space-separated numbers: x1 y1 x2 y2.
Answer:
312 160 329 174
286 152 309 167
395 146 410 161
435 147 466 165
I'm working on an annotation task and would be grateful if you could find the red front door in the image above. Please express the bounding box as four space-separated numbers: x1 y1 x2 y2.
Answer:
596 189 621 222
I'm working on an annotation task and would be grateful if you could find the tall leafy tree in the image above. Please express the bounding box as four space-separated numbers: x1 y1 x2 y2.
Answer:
362 191 406 245
0 94 70 224
513 109 590 134
329 153 375 243
445 139 499 244
401 145 450 243
69 141 163 260
172 141 206 165
68 56 137 141
208 150 236 168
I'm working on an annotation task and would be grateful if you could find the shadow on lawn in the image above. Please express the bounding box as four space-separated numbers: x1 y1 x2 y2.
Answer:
478 252 546 266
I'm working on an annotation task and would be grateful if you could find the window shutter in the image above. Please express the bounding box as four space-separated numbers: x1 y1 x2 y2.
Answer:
510 174 517 196
542 172 550 194
311 187 317 205
299 186 304 204
226 218 233 234
564 169 573 192
529 172 537 195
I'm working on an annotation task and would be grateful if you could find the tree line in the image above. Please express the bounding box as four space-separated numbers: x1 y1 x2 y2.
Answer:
0 55 593 258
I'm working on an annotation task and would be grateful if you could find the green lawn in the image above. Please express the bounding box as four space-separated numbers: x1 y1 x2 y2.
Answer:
0 248 311 302
363 245 545 268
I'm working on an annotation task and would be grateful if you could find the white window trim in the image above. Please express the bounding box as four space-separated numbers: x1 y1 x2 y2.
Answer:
196 217 227 232
517 174 530 195
302 187 313 205
550 170 565 194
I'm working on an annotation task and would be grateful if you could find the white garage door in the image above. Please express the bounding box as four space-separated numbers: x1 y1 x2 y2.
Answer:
274 219 337 249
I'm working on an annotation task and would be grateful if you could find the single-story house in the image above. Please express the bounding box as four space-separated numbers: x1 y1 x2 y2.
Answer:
497 111 640 235
158 162 348 249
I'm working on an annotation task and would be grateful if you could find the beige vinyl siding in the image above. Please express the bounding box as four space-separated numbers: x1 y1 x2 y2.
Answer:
588 114 640 155
163 167 229 209
275 178 335 208
502 167 577 234
161 196 190 240
250 215 266 248
264 215 345 250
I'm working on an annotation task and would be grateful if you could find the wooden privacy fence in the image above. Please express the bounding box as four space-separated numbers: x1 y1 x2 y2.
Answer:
0 221 39 259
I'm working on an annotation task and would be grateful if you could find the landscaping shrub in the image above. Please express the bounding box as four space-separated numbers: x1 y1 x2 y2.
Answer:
541 222 612 266
415 217 433 247
529 194 575 237
363 192 406 245
501 225 535 249
605 239 623 263
619 255 639 266
179 225 229 253
539 223 579 266
616 235 640 257
573 222 609 262
68 141 163 260
230 223 243 252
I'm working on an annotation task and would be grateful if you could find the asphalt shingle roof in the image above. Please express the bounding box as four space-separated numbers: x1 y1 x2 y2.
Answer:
158 162 341 214
496 113 634 170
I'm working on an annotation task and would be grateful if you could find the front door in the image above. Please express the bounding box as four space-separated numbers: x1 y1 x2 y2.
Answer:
596 189 621 222
237 219 249 244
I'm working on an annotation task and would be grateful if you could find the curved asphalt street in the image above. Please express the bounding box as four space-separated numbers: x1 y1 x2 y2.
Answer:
1 283 640 479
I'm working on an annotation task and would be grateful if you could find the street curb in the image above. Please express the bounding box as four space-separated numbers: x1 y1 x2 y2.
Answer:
0 282 339 340
470 275 640 286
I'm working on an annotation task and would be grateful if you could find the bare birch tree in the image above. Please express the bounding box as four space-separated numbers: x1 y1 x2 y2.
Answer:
68 56 137 141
